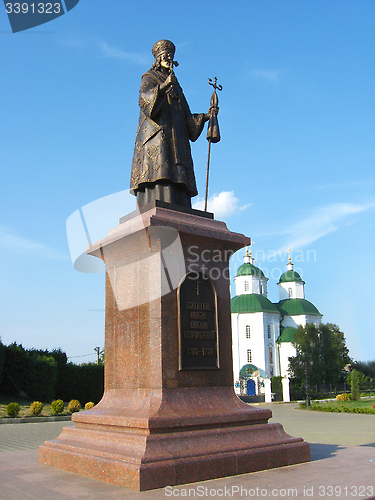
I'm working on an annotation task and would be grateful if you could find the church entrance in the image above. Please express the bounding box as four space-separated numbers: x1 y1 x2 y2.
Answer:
247 379 256 396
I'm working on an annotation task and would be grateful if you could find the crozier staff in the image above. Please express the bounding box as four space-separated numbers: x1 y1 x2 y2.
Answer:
204 77 222 211
130 40 209 208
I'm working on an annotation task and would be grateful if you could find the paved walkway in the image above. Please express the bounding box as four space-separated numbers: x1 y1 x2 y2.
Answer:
267 403 375 447
0 420 75 452
0 403 374 499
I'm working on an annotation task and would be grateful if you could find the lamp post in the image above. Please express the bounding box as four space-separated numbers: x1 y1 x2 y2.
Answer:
299 359 313 408
305 364 310 408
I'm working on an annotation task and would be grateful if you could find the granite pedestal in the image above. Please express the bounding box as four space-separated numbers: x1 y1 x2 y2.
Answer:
39 204 310 490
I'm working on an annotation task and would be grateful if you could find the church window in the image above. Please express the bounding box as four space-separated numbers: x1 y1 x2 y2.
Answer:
267 325 271 338
269 346 273 364
246 325 251 338
244 281 249 292
270 366 274 377
288 288 293 298
247 349 252 363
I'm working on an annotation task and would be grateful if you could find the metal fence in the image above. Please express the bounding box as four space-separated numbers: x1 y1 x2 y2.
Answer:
291 382 375 401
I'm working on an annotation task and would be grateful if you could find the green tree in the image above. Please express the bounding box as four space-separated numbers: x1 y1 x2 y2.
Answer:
0 338 5 386
346 369 367 387
288 323 351 388
351 360 375 381
56 362 104 403
0 343 62 400
288 324 321 387
98 349 104 365
320 323 351 385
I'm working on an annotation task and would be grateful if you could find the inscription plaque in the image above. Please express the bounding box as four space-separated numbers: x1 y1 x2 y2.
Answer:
178 272 219 370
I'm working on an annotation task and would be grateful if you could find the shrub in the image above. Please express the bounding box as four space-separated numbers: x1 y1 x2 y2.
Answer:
50 399 64 415
6 402 20 417
56 363 104 404
0 344 104 405
30 401 43 416
336 393 350 401
312 405 375 414
271 376 283 401
311 405 338 412
351 370 360 401
67 399 80 413
0 343 58 401
299 402 306 409
84 402 95 410
27 354 57 401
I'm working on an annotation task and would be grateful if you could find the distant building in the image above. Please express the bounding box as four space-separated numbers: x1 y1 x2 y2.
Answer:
231 248 322 395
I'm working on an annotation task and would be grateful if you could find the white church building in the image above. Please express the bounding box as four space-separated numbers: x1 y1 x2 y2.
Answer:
231 248 322 395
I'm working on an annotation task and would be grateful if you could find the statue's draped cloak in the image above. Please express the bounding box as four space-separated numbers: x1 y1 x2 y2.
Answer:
130 68 205 197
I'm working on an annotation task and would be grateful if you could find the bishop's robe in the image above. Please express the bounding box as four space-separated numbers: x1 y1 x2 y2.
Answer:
130 68 205 203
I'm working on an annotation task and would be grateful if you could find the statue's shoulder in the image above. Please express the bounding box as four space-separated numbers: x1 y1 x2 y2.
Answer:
141 69 164 86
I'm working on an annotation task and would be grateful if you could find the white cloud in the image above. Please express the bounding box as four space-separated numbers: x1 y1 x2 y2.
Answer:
193 191 251 218
279 202 375 251
96 41 148 65
61 37 88 50
251 69 279 83
61 36 148 65
0 227 68 260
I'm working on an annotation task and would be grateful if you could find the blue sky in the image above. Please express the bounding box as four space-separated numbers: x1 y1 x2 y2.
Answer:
1 0 374 364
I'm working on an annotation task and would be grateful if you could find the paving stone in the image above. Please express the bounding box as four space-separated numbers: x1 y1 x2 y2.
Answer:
0 403 374 499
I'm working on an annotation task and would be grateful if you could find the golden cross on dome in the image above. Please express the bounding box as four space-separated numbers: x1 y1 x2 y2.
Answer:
287 246 293 264
248 241 255 257
244 242 256 265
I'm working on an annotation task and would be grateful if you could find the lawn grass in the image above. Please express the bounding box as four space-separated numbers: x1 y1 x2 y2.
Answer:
312 398 375 409
307 398 375 414
0 396 71 419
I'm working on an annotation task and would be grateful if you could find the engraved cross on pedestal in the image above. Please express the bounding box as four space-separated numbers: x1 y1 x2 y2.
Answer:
195 276 202 296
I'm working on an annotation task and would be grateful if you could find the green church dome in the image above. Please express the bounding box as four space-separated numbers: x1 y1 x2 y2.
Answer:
239 364 266 379
276 327 298 344
231 294 278 313
236 263 265 278
275 298 321 316
278 270 305 284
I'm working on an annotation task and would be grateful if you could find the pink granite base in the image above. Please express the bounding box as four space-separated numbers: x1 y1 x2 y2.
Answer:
39 387 309 491
39 206 310 490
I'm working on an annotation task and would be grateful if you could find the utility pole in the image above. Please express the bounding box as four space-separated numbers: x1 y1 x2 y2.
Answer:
94 346 101 365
